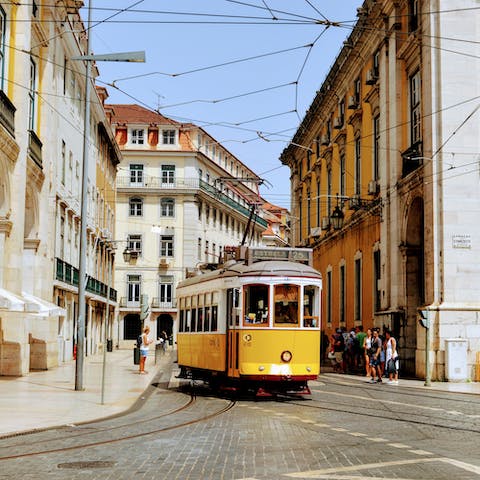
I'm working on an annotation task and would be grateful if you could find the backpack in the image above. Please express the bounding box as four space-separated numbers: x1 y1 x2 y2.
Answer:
136 334 143 348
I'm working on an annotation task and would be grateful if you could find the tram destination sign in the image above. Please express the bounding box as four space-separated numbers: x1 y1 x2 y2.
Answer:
247 247 312 265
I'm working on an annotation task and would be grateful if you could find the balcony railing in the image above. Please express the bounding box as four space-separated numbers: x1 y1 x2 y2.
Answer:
119 297 140 308
401 141 423 177
151 297 177 309
55 258 117 302
28 130 43 169
0 90 16 138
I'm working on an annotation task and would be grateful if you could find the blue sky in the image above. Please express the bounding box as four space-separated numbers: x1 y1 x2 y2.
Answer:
88 1 362 209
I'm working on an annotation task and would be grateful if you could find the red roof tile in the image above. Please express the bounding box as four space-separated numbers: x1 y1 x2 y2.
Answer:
108 104 180 126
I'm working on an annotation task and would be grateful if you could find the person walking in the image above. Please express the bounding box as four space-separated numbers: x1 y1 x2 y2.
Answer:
139 325 152 374
160 330 168 353
385 330 399 384
364 328 373 377
369 328 383 383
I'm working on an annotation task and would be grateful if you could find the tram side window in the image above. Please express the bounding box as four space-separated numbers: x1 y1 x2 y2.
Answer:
191 308 197 332
211 305 218 331
197 308 204 331
179 309 184 332
186 310 191 332
204 306 211 331
274 284 299 326
303 285 319 328
243 284 269 325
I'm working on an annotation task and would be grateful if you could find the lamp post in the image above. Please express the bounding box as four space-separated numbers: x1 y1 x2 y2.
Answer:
73 0 145 391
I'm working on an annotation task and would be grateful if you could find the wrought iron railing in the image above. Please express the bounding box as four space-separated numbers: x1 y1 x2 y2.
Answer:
151 297 177 309
0 90 15 137
55 258 117 302
28 130 43 169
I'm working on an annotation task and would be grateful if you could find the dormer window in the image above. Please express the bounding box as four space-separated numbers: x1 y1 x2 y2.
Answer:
162 129 176 145
131 129 145 145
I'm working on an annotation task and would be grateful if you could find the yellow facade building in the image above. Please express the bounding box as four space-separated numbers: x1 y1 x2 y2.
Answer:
282 0 480 380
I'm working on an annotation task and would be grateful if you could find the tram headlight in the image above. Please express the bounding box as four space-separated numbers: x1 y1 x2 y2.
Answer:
306 366 311 372
258 365 265 371
281 350 292 363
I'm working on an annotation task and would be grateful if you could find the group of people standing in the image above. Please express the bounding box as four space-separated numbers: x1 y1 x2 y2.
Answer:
328 326 400 384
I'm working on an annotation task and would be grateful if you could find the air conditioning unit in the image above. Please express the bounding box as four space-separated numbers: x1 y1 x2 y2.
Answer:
159 258 169 268
321 217 330 230
349 195 362 210
347 95 358 110
365 68 378 85
320 134 330 146
333 116 343 129
310 227 322 237
368 179 380 195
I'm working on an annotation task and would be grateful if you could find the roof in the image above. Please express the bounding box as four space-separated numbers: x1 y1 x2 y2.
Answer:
108 104 180 126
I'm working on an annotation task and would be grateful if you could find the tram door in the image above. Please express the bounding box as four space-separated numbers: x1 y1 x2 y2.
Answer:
226 288 240 377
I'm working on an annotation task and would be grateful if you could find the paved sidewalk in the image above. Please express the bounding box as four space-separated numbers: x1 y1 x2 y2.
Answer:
0 347 176 437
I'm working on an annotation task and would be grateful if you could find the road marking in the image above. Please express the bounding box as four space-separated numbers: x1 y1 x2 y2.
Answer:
330 427 347 432
300 419 316 424
387 443 411 449
439 457 480 475
314 423 330 427
409 449 434 455
348 432 367 437
284 457 440 478
366 437 388 442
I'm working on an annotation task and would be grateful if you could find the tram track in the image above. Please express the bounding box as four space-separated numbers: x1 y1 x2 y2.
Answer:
0 394 236 462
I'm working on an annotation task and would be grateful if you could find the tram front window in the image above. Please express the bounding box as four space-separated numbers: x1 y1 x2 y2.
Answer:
274 284 299 326
303 285 319 327
243 284 269 325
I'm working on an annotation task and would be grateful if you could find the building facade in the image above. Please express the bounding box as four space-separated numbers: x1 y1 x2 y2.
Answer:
107 104 266 346
281 0 480 380
0 2 120 375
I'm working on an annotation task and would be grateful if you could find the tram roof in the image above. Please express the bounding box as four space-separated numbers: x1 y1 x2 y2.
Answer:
178 260 322 289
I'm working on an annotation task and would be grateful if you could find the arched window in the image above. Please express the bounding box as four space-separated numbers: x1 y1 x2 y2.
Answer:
129 197 143 216
161 198 175 217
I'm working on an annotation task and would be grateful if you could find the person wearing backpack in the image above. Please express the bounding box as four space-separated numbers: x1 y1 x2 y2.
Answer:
138 325 152 374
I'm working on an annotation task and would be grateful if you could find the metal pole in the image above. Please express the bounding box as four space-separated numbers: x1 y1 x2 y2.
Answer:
75 0 93 391
101 250 112 404
424 313 432 387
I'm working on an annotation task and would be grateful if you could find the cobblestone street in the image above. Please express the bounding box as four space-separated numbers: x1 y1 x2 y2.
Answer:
0 371 479 479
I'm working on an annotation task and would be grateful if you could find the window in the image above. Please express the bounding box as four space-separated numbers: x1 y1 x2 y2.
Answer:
298 196 303 240
159 275 174 305
327 169 332 215
243 284 269 326
129 197 143 216
355 258 362 322
339 264 346 325
355 137 361 195
61 140 66 185
161 165 175 185
160 198 175 217
197 238 202 259
130 164 144 185
410 71 421 145
316 180 321 227
127 234 142 255
339 152 346 197
354 77 361 105
339 99 345 125
131 129 144 145
205 240 209 262
373 115 380 181
28 58 37 130
326 270 332 325
306 189 311 233
408 0 419 33
127 274 141 305
162 129 176 145
306 149 311 171
373 50 380 77
160 235 174 257
0 7 6 89
374 250 381 312
303 285 319 328
274 284 299 326
198 168 202 180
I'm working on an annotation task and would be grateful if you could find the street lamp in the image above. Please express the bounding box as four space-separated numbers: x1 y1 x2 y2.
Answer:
330 205 344 230
73 0 145 391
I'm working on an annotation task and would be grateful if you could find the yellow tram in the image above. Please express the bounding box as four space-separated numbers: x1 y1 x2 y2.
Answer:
176 247 322 396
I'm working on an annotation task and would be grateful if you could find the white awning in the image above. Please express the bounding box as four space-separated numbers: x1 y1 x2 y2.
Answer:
22 292 66 317
0 287 25 312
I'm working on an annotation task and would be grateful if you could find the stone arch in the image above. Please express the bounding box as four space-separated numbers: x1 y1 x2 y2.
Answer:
123 313 141 340
157 313 173 339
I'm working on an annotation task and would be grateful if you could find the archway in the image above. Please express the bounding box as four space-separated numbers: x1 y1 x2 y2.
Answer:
157 314 173 339
124 313 141 340
402 197 424 376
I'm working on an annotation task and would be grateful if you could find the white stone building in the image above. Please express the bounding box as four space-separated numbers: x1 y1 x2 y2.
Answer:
107 104 266 346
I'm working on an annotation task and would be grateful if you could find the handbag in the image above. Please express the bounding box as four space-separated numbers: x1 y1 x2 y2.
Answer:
327 351 336 360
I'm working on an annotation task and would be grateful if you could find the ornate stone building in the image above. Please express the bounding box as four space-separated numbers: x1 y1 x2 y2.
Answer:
281 0 480 380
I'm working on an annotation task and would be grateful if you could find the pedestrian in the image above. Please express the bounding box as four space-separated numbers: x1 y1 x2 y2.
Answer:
385 330 399 384
330 329 345 373
355 325 367 371
369 328 383 383
364 328 373 377
139 325 152 374
160 330 168 353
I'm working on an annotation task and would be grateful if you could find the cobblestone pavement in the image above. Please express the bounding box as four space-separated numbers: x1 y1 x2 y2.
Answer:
0 371 479 479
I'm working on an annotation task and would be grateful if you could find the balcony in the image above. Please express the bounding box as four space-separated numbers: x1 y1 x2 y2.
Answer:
151 297 176 309
401 141 423 177
28 130 43 169
119 297 139 308
0 90 16 138
55 258 117 302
